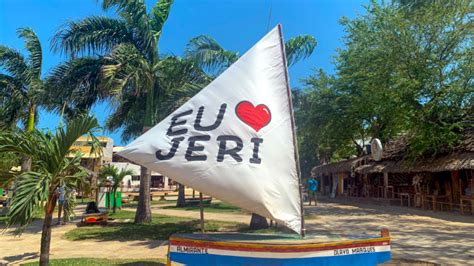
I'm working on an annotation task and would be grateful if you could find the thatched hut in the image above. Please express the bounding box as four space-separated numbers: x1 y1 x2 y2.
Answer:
311 130 474 213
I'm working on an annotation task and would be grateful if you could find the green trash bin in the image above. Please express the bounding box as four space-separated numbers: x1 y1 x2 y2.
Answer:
106 191 122 209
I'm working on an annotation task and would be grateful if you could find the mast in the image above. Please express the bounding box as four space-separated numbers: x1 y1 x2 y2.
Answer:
277 24 305 237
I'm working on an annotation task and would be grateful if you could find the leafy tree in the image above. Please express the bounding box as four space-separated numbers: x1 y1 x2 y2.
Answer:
0 115 100 265
299 0 473 163
52 0 175 224
99 165 134 213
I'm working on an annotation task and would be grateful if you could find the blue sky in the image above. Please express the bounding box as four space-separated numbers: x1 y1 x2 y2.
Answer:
0 0 367 145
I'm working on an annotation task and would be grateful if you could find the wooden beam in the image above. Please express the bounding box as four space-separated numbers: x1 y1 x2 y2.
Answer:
451 171 461 204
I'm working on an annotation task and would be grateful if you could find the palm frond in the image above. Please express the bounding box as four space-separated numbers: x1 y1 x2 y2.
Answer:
17 28 42 79
99 164 133 190
102 0 148 27
44 57 109 116
0 45 30 82
185 35 239 75
149 0 174 40
105 92 145 142
55 115 100 164
1 115 99 232
285 35 317 66
100 0 156 59
101 43 154 95
7 171 50 231
0 130 43 162
52 16 133 56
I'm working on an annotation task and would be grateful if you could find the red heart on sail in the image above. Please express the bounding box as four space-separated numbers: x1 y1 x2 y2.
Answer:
235 101 271 132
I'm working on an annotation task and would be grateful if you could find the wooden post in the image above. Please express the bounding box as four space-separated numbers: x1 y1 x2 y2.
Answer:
471 177 474 215
320 174 325 195
338 174 344 195
278 24 305 237
383 172 389 198
451 171 461 204
199 192 204 233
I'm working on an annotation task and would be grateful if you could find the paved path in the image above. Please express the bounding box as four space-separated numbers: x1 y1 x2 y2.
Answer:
2 201 473 265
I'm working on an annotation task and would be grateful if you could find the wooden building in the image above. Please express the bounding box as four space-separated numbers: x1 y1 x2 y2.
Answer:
312 130 474 214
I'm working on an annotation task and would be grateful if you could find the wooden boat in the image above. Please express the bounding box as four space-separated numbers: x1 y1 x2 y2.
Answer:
167 229 391 265
119 25 393 266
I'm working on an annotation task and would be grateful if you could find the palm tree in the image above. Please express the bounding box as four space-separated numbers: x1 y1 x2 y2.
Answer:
52 0 174 224
0 27 47 171
0 114 100 265
185 33 317 228
99 165 134 213
0 28 44 131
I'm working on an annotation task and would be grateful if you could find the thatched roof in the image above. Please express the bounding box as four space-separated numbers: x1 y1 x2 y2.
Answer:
313 129 474 175
356 152 474 174
311 156 368 176
382 128 474 160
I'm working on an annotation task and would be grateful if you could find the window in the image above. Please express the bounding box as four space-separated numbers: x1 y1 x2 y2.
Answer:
131 175 140 181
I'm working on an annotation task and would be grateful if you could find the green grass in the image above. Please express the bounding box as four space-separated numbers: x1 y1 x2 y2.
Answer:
64 210 245 241
163 202 244 213
21 258 166 266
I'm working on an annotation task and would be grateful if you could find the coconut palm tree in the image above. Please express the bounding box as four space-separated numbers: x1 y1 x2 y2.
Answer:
0 114 100 265
0 28 45 132
99 165 134 213
52 0 174 224
185 33 317 228
0 27 48 171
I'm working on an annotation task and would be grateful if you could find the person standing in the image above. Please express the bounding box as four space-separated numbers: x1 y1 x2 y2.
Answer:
307 177 319 206
56 186 66 225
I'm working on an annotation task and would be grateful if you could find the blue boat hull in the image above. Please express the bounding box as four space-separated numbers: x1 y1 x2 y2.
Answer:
170 251 391 266
167 232 392 266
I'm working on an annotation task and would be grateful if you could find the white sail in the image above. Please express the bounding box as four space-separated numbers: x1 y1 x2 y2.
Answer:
118 25 302 233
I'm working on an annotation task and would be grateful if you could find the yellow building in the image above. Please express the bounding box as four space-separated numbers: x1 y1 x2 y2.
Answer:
68 136 114 199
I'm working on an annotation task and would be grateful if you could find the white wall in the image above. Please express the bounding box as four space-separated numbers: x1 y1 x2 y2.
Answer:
111 162 141 189
111 162 170 191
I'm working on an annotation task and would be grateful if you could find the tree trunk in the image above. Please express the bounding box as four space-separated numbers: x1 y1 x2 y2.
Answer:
249 213 269 230
27 103 36 132
40 195 57 266
134 165 152 223
20 156 32 172
21 104 37 172
176 183 186 207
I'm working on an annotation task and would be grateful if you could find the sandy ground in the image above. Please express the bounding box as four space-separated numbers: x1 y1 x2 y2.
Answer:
305 198 474 265
0 206 168 265
1 200 473 265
